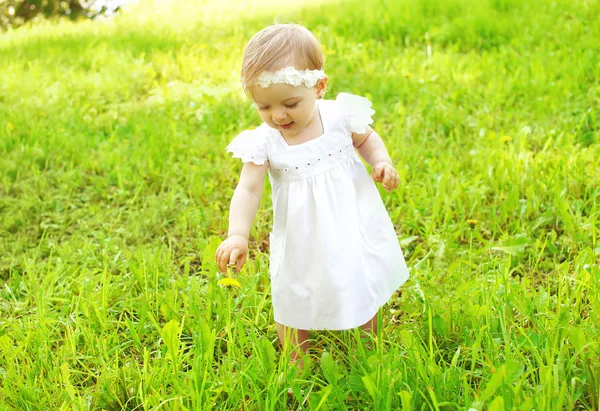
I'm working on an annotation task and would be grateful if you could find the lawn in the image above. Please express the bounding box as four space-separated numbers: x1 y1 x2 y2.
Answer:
0 0 599 409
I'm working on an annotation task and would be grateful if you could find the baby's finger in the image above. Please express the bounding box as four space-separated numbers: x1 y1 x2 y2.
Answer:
392 172 400 190
229 248 242 269
215 246 224 266
390 170 398 190
236 253 247 272
372 165 384 183
218 248 231 273
382 167 392 189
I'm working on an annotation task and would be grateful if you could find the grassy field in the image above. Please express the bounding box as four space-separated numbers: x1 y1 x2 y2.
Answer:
1 0 599 409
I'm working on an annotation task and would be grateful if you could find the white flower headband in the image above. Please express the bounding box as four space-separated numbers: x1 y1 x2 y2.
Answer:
249 66 327 89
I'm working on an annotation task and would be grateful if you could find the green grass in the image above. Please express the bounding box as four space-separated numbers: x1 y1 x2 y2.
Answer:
1 0 599 409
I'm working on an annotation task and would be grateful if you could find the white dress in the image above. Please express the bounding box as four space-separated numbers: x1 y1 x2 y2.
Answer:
226 93 410 330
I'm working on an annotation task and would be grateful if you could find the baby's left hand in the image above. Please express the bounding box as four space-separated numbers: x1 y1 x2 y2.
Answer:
372 162 400 191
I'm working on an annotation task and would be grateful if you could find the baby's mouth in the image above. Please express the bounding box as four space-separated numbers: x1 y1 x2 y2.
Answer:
280 122 294 129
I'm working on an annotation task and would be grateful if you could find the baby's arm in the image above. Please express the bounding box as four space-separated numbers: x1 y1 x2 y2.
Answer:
215 161 269 273
352 126 400 191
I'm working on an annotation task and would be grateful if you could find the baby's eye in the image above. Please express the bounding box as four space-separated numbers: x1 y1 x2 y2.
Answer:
257 106 269 110
285 103 298 108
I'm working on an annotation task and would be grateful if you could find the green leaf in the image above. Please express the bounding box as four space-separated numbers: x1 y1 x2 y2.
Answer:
60 363 76 401
162 319 182 364
197 317 215 361
491 234 530 256
569 327 587 352
518 397 535 411
432 314 447 336
491 244 527 256
504 360 524 383
321 351 343 383
201 236 222 276
367 354 379 373
414 249 433 270
482 361 524 400
0 335 15 360
260 336 276 373
400 236 419 247
482 368 504 398
488 396 505 411
362 373 378 400
398 390 412 411
517 332 540 349
313 385 333 411
400 330 417 349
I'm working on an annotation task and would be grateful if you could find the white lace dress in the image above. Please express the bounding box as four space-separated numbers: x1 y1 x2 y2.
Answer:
227 93 410 330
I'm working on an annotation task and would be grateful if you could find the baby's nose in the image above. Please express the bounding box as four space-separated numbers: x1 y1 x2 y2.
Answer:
272 109 287 122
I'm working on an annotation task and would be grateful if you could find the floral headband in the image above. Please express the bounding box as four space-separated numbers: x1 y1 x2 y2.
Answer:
249 66 327 89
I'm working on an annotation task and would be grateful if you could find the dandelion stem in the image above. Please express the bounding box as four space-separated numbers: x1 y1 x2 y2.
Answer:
469 230 473 267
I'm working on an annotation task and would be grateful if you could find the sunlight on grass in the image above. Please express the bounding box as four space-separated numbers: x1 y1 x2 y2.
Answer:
0 0 599 409
126 0 342 27
0 0 340 46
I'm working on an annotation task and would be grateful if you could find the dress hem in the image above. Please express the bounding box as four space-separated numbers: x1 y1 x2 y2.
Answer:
273 273 409 331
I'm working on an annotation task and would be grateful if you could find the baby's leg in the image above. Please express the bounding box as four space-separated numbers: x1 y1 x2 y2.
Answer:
360 311 379 334
353 312 379 352
275 322 309 369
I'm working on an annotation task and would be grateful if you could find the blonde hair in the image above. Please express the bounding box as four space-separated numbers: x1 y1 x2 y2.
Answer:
241 24 324 90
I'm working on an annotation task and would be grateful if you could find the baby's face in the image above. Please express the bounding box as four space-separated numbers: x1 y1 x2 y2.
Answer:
249 82 323 138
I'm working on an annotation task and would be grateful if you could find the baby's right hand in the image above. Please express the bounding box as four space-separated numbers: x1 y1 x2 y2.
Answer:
215 235 248 273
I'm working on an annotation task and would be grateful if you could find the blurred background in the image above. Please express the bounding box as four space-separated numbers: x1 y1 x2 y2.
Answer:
1 0 126 30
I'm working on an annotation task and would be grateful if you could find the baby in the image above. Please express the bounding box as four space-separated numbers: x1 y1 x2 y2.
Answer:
216 23 410 368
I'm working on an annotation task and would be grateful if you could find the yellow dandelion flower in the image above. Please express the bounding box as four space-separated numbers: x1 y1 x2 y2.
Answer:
7 122 14 131
402 72 413 77
501 136 512 143
467 219 479 229
218 277 241 288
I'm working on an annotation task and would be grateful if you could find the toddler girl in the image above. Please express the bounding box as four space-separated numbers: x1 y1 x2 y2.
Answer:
215 23 410 367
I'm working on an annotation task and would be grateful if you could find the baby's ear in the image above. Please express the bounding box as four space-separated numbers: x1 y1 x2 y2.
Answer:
316 75 328 99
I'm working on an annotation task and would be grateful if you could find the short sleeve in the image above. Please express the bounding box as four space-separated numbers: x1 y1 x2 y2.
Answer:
336 92 376 134
225 127 268 165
